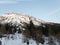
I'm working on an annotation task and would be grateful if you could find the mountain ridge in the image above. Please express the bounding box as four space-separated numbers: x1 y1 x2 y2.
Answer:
0 12 60 45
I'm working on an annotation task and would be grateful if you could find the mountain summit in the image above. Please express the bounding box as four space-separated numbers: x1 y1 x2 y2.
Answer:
0 12 45 25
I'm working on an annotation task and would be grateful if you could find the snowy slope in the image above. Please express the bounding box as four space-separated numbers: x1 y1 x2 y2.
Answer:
0 12 45 26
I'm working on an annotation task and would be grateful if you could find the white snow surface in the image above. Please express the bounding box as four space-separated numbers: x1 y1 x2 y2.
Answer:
0 33 43 45
0 34 59 45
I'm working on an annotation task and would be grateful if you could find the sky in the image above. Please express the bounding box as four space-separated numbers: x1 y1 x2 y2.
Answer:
0 0 60 23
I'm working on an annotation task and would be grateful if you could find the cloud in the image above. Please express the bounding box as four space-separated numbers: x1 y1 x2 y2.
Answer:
0 0 32 4
0 0 19 4
41 8 60 22
48 8 60 16
43 8 60 18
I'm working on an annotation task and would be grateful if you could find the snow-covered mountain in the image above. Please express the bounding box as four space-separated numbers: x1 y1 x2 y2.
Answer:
0 12 60 45
0 12 45 25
